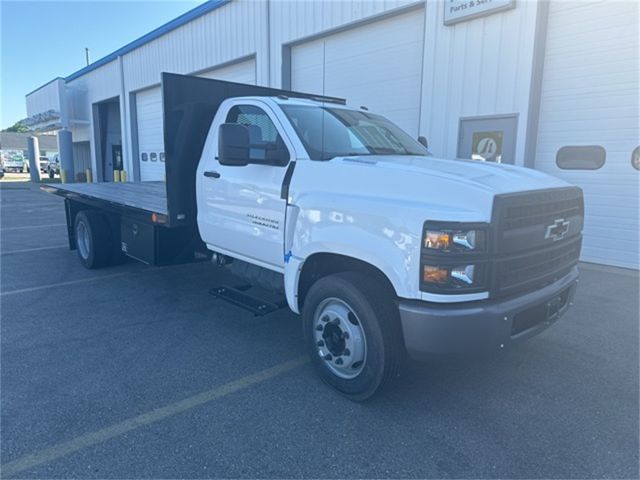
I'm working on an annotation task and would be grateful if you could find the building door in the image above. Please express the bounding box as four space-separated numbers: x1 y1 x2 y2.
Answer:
534 1 638 268
457 115 518 164
136 87 165 182
93 98 122 182
290 9 424 136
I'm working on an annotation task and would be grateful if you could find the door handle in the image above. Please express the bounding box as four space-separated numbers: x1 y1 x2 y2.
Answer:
204 171 220 179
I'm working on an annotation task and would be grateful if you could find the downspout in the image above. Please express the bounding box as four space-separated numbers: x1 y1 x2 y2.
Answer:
266 0 271 86
118 55 131 179
523 0 550 168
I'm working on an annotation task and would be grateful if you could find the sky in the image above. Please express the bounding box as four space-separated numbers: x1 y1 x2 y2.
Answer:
0 0 202 129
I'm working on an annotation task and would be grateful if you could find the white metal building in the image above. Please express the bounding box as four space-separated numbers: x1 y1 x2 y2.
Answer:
25 0 639 269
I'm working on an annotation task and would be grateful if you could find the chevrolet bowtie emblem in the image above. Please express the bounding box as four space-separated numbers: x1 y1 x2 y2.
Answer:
545 218 570 242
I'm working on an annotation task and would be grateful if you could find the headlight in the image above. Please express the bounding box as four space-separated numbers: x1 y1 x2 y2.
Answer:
421 222 490 294
422 264 486 291
424 228 486 252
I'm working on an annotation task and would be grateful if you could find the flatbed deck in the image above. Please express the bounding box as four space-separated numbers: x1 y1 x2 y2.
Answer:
42 181 168 215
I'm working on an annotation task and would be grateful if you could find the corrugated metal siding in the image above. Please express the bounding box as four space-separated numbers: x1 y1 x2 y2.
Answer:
72 141 91 175
198 57 256 84
535 0 639 269
25 79 62 117
419 0 538 165
66 59 122 175
122 0 266 91
67 59 120 105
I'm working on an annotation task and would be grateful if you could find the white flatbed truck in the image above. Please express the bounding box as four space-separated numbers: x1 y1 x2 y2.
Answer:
44 73 584 400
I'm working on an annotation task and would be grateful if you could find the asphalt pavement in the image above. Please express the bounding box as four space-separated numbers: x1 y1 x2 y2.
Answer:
1 181 638 479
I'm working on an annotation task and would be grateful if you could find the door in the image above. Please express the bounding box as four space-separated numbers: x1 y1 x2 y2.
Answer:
290 9 424 136
457 115 518 164
534 1 638 269
136 87 165 181
198 102 293 270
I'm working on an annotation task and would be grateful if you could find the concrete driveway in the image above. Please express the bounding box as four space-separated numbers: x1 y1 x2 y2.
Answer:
1 182 638 479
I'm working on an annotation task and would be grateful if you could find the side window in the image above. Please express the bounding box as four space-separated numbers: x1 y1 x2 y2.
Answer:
556 145 605 170
225 105 287 164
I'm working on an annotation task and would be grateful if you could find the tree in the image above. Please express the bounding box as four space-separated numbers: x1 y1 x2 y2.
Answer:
2 120 29 133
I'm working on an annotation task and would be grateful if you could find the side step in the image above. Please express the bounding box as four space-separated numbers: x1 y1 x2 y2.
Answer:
209 285 287 316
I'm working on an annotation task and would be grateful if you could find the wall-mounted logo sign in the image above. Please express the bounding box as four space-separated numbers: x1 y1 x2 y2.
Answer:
472 130 503 162
444 0 516 26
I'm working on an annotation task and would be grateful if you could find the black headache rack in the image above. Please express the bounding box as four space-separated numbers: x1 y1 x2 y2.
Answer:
42 73 344 266
161 72 345 228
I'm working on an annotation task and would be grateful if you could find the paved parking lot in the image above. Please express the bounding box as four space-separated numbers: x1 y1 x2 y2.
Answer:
1 182 638 479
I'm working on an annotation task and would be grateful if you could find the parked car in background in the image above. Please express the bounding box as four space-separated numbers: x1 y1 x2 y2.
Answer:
47 154 60 178
3 155 26 173
39 156 49 173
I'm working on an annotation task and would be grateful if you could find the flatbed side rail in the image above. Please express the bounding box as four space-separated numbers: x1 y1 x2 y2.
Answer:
40 184 169 226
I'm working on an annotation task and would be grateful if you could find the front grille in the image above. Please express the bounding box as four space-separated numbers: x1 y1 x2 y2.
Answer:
489 187 583 298
494 236 581 298
502 194 583 230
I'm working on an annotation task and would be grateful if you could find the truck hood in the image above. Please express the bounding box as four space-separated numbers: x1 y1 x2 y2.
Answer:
291 154 573 224
335 155 570 195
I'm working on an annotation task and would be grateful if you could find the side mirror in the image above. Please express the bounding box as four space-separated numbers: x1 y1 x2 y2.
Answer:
218 123 250 166
418 136 429 149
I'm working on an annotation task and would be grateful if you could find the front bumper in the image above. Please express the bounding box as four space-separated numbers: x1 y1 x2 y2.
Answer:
398 266 578 359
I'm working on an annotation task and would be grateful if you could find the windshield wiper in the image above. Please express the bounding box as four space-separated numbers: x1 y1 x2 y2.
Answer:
370 147 409 155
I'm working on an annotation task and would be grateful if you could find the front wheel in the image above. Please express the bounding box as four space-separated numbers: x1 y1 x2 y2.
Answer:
302 272 404 401
48 169 55 178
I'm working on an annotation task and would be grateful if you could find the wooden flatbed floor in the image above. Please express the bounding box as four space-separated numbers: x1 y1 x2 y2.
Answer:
43 181 168 215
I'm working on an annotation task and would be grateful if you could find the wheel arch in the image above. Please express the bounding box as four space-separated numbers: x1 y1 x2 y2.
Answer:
296 252 398 313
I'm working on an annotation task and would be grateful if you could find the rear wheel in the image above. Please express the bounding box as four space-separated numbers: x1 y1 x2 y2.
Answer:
48 169 55 178
302 271 404 401
74 211 112 269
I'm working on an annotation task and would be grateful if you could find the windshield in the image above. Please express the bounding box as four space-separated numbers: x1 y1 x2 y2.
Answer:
281 105 430 161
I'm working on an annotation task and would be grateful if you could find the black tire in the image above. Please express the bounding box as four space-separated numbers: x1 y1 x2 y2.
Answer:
48 169 55 179
74 210 113 269
302 271 404 401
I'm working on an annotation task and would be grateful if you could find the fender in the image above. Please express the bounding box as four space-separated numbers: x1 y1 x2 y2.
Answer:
283 208 424 313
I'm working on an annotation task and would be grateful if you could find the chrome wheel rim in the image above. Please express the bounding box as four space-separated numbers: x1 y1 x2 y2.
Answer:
76 221 90 260
313 298 367 379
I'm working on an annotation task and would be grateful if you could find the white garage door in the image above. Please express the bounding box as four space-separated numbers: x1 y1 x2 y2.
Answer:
535 1 639 269
136 87 165 181
290 9 424 136
135 58 256 181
